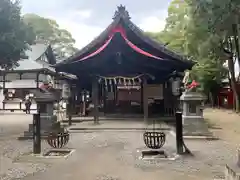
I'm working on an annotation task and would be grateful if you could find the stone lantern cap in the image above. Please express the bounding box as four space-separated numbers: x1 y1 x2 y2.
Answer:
180 91 206 101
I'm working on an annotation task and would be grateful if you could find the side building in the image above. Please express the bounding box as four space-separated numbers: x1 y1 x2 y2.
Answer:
0 43 76 112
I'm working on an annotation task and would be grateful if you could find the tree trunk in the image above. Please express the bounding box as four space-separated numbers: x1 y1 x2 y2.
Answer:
232 24 240 66
228 37 239 112
232 24 240 112
228 46 239 112
209 91 214 107
228 58 239 111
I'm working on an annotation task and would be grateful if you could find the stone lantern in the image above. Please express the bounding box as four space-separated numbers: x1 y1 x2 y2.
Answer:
22 90 59 138
180 91 209 136
171 77 181 96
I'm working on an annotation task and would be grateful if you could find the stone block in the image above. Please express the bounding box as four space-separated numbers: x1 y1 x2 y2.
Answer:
21 115 58 139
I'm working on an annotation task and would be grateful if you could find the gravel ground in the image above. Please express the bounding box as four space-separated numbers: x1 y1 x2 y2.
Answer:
17 130 235 180
0 114 49 180
0 110 239 180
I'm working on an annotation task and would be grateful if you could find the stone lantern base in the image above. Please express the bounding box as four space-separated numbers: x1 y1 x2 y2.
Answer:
180 91 211 137
22 114 58 138
182 115 211 136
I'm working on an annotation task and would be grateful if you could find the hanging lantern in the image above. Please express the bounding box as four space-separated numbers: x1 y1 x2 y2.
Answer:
171 77 181 96
62 83 71 99
8 92 13 98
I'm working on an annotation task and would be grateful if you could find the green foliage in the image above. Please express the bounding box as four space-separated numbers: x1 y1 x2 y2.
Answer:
0 0 34 69
23 14 78 61
188 0 240 111
147 0 228 96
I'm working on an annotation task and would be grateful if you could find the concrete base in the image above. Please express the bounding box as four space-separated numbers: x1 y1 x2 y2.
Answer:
183 116 212 136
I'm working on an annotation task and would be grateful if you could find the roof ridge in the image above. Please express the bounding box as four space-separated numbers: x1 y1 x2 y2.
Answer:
113 5 131 20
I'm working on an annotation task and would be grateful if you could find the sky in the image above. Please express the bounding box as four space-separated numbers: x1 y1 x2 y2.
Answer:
21 0 172 48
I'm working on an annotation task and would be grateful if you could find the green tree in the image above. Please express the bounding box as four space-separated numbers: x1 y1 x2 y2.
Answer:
147 0 227 107
23 14 78 61
0 0 34 69
187 0 240 111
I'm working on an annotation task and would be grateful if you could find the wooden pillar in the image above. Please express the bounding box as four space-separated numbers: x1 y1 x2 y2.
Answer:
103 85 107 115
140 81 144 113
3 72 5 89
67 96 72 126
36 73 39 88
68 84 74 126
33 113 41 154
175 112 184 154
92 77 99 124
143 77 148 122
82 90 86 116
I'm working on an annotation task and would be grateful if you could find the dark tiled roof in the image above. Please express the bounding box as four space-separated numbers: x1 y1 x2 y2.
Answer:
55 5 194 69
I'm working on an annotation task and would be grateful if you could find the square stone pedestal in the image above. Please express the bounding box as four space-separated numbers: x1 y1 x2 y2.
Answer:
182 115 211 136
22 114 58 138
180 91 211 137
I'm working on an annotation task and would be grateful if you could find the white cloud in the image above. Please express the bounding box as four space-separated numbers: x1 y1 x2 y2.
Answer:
21 0 170 49
71 9 93 19
22 2 167 49
55 11 167 49
57 14 167 48
139 16 166 32
56 19 103 48
58 13 167 48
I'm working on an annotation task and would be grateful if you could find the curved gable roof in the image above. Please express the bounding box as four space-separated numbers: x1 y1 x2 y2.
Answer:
55 5 193 69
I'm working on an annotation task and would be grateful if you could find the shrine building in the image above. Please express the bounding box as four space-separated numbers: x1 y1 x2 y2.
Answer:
54 5 194 122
